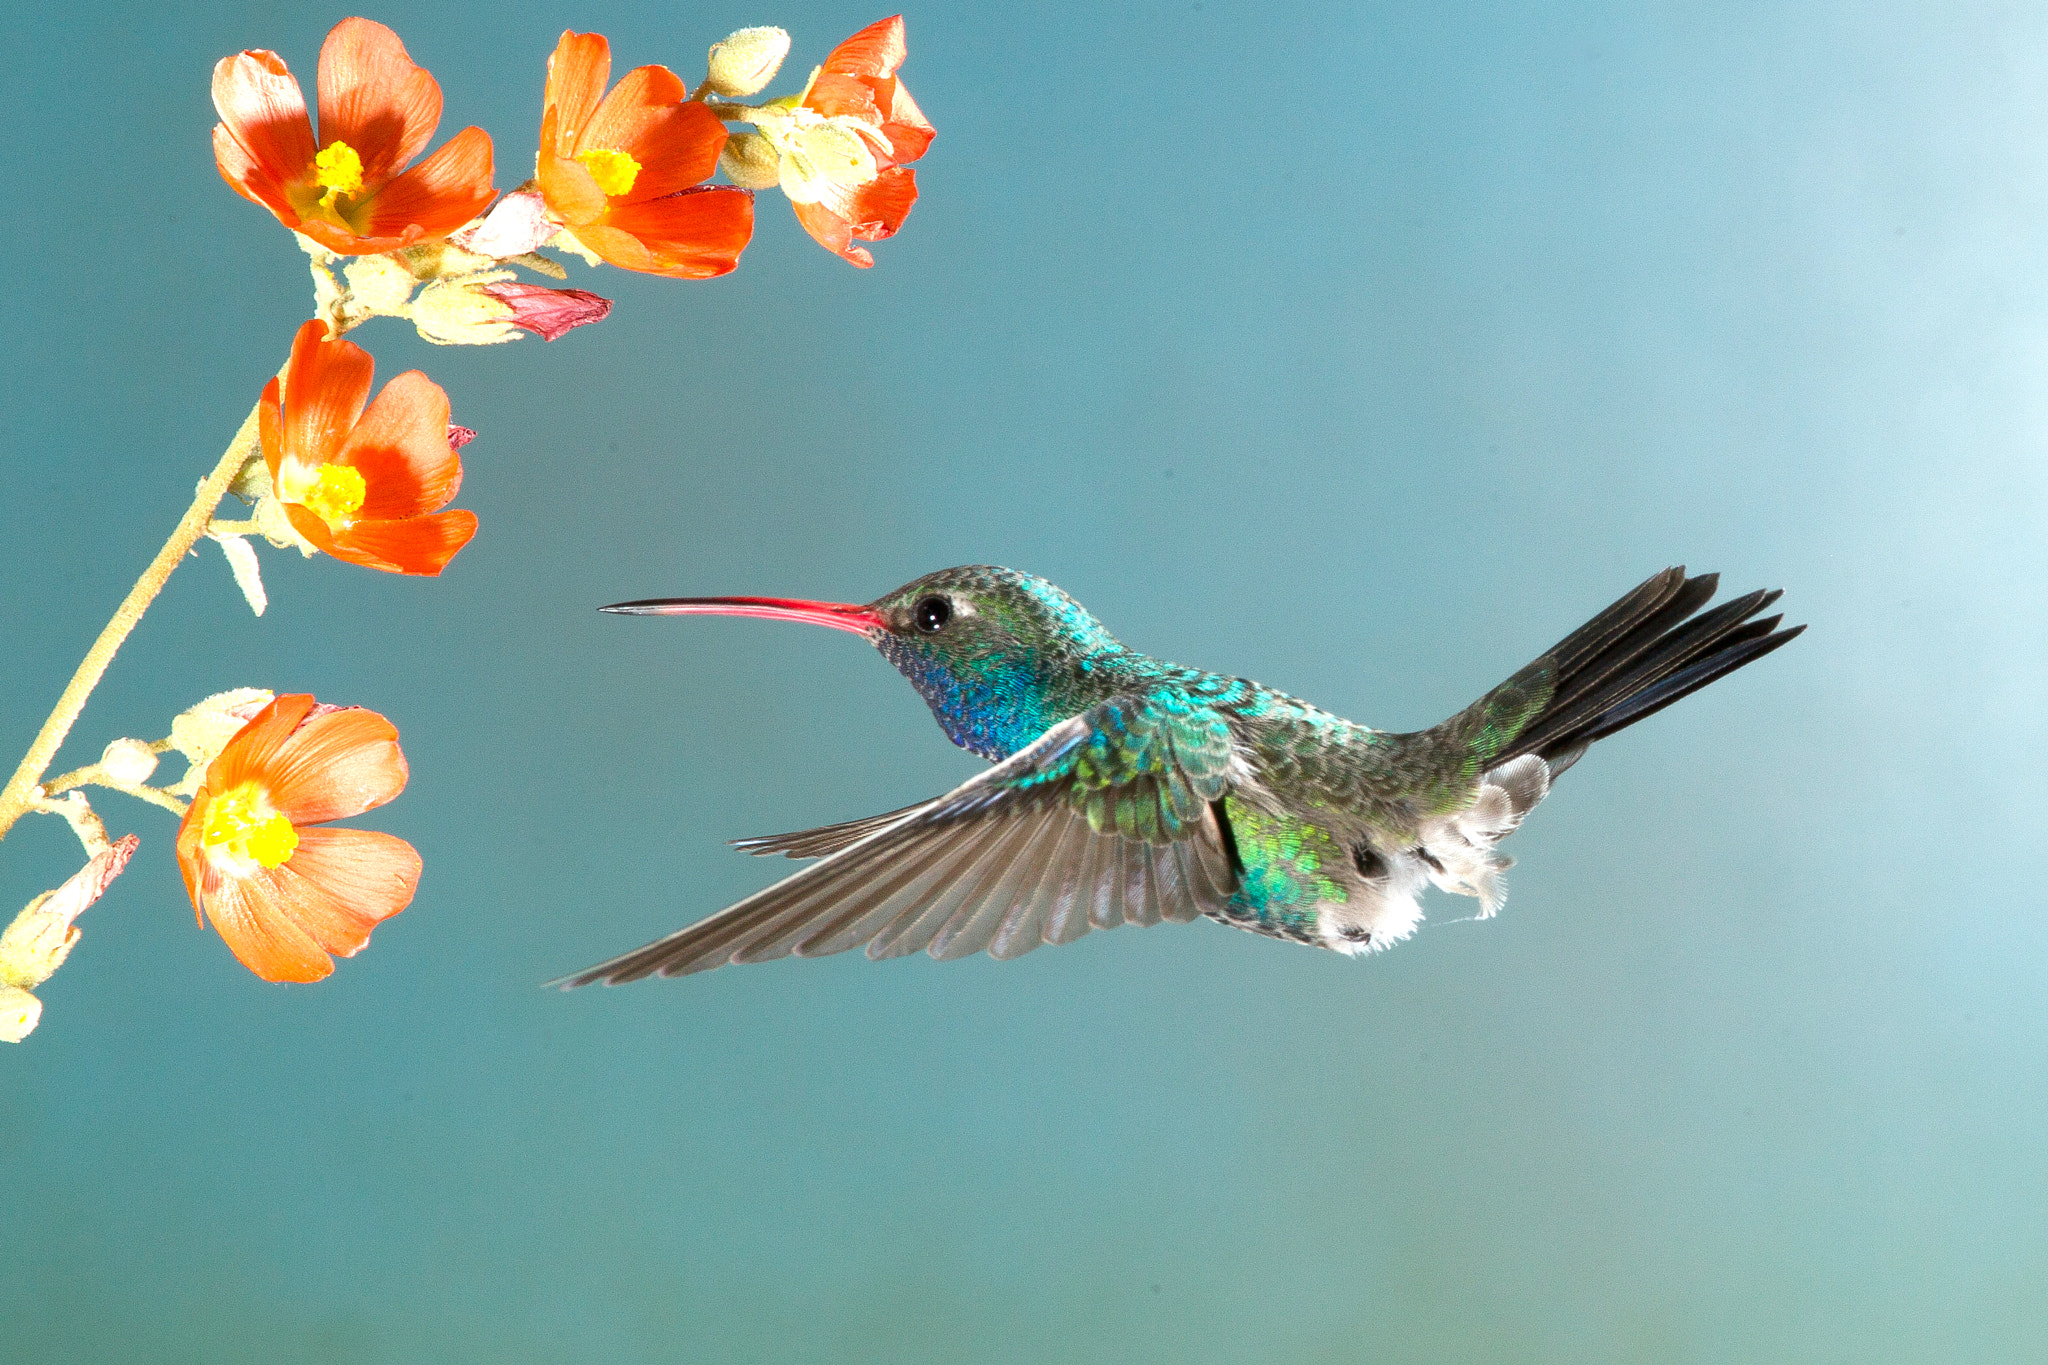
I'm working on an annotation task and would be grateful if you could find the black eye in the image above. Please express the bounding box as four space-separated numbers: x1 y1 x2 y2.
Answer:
912 595 952 633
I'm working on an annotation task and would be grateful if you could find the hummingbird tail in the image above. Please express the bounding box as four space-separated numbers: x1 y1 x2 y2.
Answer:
1474 567 1804 775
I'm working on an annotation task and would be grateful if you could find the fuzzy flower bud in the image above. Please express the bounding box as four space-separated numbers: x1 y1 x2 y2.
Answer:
342 254 419 315
171 689 275 773
706 27 791 97
719 131 783 189
409 275 613 345
0 987 40 1044
0 835 138 1010
100 737 159 784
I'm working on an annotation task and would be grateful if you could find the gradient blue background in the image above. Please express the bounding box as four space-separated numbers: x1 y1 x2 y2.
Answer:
4 2 2043 1360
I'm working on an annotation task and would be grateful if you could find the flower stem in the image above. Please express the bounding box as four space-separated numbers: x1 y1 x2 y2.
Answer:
0 399 264 843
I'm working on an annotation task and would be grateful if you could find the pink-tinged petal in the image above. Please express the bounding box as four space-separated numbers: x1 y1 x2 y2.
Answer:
316 18 443 185
39 835 140 934
822 15 908 78
543 32 612 153
281 320 373 471
355 126 496 245
481 283 611 340
335 370 460 521
450 188 553 258
324 510 479 576
792 200 870 267
268 827 420 957
591 186 754 277
447 425 477 450
205 694 320 807
265 706 408 825
536 109 608 224
588 76 727 203
211 49 317 192
205 875 335 983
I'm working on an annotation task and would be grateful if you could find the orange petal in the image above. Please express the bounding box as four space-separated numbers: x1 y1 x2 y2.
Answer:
316 18 443 185
211 49 316 195
206 874 335 983
336 370 460 520
213 122 298 218
282 320 373 471
325 510 479 576
356 126 496 245
175 792 211 926
822 15 908 78
208 694 320 797
584 68 725 202
791 200 869 268
544 32 612 153
268 827 420 956
879 79 934 163
537 108 607 224
592 187 754 277
259 375 286 482
265 706 408 826
805 72 883 128
843 165 917 241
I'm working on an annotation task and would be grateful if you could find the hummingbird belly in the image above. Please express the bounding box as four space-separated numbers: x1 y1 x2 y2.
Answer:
1211 797 1431 955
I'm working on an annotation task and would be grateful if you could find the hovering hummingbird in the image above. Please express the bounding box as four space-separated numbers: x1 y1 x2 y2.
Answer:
556 566 1800 987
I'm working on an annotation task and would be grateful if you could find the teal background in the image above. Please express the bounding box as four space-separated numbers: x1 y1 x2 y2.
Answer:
3 1 2044 1360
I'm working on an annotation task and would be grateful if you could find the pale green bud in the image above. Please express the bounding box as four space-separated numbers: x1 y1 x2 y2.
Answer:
706 27 791 97
719 132 783 189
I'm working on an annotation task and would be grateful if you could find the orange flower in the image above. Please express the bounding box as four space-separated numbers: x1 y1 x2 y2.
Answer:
261 319 478 576
536 32 755 278
212 18 495 255
783 15 935 268
175 695 419 984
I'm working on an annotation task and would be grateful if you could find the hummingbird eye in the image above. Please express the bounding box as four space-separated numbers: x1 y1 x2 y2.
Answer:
912 595 952 633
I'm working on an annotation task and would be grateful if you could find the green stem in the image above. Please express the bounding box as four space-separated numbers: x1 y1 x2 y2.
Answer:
0 398 264 843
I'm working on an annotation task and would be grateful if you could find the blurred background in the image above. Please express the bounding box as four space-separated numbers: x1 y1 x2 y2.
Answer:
4 1 2044 1360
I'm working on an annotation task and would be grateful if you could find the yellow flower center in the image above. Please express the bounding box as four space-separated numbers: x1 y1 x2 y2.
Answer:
298 462 367 528
202 779 299 873
314 140 366 209
577 147 642 197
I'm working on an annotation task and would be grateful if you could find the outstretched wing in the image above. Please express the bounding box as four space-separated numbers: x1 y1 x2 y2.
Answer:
554 693 1242 985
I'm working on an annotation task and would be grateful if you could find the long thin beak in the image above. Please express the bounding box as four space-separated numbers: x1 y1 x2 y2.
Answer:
598 596 886 636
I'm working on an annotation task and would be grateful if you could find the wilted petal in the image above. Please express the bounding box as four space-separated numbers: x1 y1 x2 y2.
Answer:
447 425 477 450
482 283 613 340
450 188 554 258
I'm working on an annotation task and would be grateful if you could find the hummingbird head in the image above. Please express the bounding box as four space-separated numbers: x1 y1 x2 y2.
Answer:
603 566 1128 761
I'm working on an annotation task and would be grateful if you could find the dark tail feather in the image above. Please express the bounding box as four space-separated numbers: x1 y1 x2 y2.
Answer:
1489 568 1803 774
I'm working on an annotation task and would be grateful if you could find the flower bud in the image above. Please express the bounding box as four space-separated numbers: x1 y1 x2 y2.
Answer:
719 131 783 189
342 254 418 315
0 987 41 1044
409 275 613 346
171 689 275 770
100 737 159 784
0 835 137 996
706 27 791 97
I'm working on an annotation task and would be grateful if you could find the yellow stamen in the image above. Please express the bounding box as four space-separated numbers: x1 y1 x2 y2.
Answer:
314 140 366 209
298 462 367 528
202 780 299 872
576 147 642 197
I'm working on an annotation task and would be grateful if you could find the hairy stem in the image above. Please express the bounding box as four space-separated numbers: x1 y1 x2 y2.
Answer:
0 398 264 842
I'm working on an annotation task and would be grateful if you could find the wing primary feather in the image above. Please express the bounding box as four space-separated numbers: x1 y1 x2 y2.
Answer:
930 808 1071 961
988 810 1080 960
1044 822 1104 946
868 815 1043 960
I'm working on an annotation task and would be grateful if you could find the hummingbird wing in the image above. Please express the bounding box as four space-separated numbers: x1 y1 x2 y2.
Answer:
551 693 1242 985
731 804 930 859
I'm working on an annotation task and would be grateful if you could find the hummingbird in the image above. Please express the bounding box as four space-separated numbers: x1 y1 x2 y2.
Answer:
556 566 1800 987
